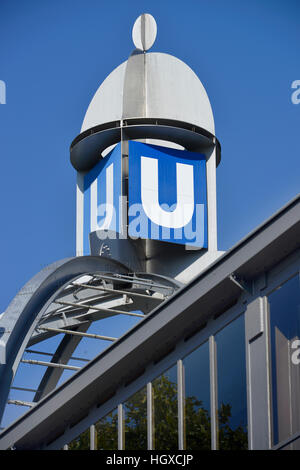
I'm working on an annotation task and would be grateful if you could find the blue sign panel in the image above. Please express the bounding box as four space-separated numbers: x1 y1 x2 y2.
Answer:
83 143 122 254
128 141 207 248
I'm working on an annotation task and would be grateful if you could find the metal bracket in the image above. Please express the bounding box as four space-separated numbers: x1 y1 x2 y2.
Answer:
229 273 253 295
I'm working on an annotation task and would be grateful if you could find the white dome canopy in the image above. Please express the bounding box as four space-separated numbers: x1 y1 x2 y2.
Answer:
81 52 215 136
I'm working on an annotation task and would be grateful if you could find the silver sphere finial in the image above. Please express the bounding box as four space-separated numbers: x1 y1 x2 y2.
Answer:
132 13 157 51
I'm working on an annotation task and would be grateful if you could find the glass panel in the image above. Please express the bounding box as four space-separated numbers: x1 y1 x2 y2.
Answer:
96 408 118 450
216 314 248 449
152 364 178 450
68 428 90 450
124 387 147 450
183 341 211 450
269 274 300 447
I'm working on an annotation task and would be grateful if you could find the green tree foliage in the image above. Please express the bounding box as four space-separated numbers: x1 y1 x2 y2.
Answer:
152 374 178 450
68 428 90 450
68 374 247 450
218 403 248 450
68 410 118 450
124 387 147 450
97 410 118 450
185 395 211 450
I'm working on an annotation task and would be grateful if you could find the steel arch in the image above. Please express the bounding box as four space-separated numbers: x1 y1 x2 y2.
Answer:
0 256 128 424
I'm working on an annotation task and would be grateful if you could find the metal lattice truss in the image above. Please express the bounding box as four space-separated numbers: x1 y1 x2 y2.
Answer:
0 256 180 429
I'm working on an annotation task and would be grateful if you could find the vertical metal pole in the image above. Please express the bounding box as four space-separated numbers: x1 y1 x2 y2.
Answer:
90 424 96 450
147 382 153 450
118 403 124 450
206 147 218 252
245 297 272 449
178 359 185 450
209 335 218 450
76 171 85 256
120 123 129 239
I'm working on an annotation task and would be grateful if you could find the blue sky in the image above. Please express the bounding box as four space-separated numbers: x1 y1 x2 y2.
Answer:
0 0 299 313
0 0 299 431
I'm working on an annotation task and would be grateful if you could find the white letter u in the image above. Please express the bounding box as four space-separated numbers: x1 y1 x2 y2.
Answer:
141 156 194 229
90 163 114 232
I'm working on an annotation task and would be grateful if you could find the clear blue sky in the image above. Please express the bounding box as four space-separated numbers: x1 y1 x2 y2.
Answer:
0 0 299 312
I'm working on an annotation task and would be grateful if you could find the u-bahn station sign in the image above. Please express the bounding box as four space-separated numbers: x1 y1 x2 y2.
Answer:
73 13 222 280
82 141 207 251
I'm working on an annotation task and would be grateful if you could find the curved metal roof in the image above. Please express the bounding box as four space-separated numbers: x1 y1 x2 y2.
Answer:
81 53 215 136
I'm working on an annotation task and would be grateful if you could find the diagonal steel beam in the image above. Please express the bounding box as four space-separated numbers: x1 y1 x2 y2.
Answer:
72 282 164 300
38 326 117 342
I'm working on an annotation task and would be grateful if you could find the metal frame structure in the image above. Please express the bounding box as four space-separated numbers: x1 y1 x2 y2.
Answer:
0 256 179 433
0 194 298 450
